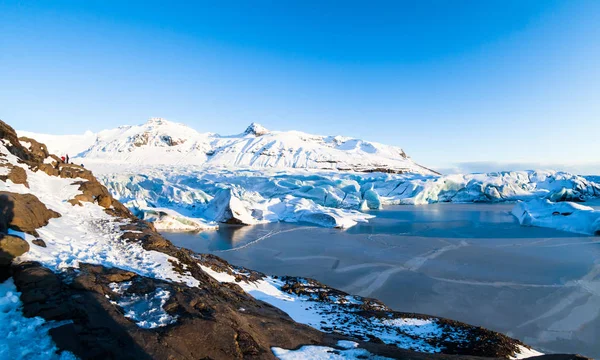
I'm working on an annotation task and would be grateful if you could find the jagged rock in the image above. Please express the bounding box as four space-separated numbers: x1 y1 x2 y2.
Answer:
0 233 29 265
70 180 113 209
59 163 95 181
32 238 47 247
18 136 51 162
0 191 60 235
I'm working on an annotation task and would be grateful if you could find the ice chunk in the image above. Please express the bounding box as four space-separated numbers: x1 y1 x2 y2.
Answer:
203 188 259 225
512 199 600 235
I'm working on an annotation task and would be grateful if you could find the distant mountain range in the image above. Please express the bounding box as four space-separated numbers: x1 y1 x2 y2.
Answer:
19 117 437 174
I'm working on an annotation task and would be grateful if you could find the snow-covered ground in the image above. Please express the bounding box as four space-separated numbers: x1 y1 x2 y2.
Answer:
1 142 200 287
199 262 544 357
93 165 599 231
272 340 392 360
512 199 600 235
19 117 434 174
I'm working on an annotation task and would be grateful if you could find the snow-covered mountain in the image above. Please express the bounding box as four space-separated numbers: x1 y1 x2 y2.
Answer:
19 117 437 174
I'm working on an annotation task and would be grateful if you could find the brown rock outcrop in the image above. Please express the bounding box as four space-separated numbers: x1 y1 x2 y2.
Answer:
0 192 60 236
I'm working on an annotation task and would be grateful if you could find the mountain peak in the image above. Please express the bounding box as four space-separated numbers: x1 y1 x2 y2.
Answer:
244 122 270 136
146 117 168 126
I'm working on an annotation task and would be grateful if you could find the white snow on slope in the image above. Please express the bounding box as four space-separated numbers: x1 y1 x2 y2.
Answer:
0 143 199 287
94 166 599 230
18 117 434 174
0 278 77 360
510 345 545 359
272 340 392 360
512 199 600 235
200 265 453 353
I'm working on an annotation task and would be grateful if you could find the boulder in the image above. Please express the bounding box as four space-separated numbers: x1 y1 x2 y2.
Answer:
0 233 29 265
70 180 113 209
0 192 61 235
0 165 28 187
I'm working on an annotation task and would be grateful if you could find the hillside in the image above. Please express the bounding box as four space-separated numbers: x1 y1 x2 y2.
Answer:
19 117 437 175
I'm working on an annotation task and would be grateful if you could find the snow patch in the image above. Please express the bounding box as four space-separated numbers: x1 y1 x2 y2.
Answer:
109 283 177 329
510 344 545 359
272 340 392 360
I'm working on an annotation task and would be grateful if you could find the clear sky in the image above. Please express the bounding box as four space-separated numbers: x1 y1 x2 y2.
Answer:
1 1 599 173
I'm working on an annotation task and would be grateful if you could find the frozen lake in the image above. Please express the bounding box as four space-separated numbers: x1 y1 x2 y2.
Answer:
164 203 600 358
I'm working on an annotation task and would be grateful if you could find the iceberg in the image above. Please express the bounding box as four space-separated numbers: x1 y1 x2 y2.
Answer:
512 199 600 236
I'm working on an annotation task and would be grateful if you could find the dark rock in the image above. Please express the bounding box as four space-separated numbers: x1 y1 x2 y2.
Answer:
32 238 47 247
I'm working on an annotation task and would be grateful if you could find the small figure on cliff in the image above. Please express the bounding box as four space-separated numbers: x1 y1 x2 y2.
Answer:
66 154 69 164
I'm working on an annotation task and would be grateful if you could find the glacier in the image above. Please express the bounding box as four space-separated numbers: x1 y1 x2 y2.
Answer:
18 118 600 232
96 166 600 231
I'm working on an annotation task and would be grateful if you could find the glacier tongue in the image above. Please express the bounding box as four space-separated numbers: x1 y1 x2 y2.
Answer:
95 166 600 231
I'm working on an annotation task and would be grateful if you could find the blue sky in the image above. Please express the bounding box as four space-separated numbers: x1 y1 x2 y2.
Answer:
1 1 599 173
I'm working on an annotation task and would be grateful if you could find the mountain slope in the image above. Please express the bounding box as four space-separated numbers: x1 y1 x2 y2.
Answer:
19 118 437 174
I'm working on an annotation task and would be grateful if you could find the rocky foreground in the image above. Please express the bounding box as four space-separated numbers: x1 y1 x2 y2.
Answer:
0 119 588 359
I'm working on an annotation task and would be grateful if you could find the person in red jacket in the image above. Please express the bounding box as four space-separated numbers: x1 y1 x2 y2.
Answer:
60 156 65 163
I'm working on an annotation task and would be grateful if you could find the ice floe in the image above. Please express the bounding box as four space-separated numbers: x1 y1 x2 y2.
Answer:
512 199 600 235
